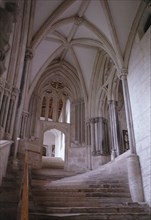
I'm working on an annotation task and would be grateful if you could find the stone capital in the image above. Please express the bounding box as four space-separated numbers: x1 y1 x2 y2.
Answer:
22 111 29 117
108 99 118 105
90 117 101 124
25 48 33 61
12 87 19 96
118 68 128 79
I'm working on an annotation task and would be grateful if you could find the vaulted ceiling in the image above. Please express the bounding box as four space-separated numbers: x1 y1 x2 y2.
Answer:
29 0 143 99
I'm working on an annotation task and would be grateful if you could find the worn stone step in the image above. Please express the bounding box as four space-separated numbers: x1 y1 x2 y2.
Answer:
32 190 130 198
30 204 149 214
32 187 128 193
29 212 151 220
33 192 130 202
31 183 128 191
34 197 132 207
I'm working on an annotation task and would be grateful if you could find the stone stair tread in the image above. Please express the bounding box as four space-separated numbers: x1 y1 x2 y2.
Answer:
30 205 149 214
31 185 129 191
32 190 130 196
1 155 150 220
29 212 151 220
34 199 132 207
34 194 130 202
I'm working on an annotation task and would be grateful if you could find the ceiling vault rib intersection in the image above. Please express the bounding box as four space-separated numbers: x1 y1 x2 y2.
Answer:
31 0 76 49
27 0 143 111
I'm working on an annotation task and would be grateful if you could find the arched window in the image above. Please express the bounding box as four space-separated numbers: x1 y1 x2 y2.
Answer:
41 97 46 118
66 99 70 123
58 98 63 121
48 97 53 120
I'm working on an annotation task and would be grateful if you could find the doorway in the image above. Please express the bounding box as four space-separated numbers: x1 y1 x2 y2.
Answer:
42 129 65 168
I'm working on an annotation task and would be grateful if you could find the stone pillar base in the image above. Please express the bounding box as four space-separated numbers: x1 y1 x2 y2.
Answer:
127 154 144 202
111 150 117 160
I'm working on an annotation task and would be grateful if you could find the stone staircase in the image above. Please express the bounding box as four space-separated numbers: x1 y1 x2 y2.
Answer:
0 154 151 220
0 157 23 220
29 156 151 220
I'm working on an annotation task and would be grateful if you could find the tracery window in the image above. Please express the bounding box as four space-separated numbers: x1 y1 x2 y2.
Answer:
41 96 46 118
40 80 70 123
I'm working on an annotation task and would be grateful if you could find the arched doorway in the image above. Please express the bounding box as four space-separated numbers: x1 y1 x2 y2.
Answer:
42 128 65 168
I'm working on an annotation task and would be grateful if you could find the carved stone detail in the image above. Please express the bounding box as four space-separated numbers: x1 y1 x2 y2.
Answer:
74 16 83 25
25 48 33 61
0 2 18 76
118 68 128 79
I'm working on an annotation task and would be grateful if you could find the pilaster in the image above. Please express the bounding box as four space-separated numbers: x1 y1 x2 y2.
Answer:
13 48 33 159
108 100 120 159
119 69 136 154
90 117 110 156
119 69 144 202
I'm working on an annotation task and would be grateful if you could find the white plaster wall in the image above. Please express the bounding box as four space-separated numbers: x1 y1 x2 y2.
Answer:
128 27 151 206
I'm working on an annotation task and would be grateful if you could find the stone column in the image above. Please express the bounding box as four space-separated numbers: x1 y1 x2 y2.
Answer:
90 118 96 155
20 111 29 138
94 117 101 155
13 48 33 159
108 100 120 159
102 118 110 155
97 117 110 156
81 100 85 143
86 120 92 170
74 99 85 144
119 69 144 202
0 77 5 107
119 69 136 154
28 94 38 138
2 84 12 133
5 97 15 136
9 87 19 138
86 120 91 146
77 100 81 143
74 101 78 142
0 94 8 128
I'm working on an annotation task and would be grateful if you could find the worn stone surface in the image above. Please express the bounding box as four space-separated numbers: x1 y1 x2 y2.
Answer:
29 153 151 220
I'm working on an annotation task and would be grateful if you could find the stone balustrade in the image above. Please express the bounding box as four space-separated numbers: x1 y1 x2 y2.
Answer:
0 140 13 185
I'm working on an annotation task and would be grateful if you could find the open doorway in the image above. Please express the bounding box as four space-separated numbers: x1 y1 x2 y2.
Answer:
42 129 65 168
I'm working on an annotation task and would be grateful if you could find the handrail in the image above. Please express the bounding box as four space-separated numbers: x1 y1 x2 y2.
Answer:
20 151 29 220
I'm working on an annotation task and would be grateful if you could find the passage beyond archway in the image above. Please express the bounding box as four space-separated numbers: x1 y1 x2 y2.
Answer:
42 129 65 168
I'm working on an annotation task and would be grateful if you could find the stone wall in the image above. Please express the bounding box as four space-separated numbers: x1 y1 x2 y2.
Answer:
0 140 13 185
128 27 151 206
67 145 88 172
